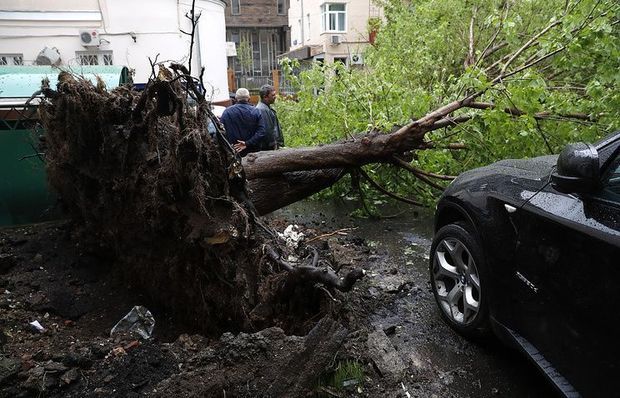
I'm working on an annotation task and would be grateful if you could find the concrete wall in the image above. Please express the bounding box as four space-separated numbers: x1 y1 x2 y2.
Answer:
287 0 382 63
0 0 229 101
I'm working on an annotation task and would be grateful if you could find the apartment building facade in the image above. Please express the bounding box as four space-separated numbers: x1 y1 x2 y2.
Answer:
286 0 382 65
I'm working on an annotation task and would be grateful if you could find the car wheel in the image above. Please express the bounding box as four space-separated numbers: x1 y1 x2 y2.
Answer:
429 222 489 337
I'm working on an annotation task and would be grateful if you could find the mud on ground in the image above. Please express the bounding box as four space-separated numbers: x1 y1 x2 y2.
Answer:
0 214 430 398
1 208 554 398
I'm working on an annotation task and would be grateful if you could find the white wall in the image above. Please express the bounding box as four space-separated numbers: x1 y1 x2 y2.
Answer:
0 0 99 11
0 0 229 102
193 1 229 102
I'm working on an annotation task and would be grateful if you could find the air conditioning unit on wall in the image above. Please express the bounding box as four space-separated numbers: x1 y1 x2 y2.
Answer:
350 53 364 65
330 35 341 45
79 30 100 47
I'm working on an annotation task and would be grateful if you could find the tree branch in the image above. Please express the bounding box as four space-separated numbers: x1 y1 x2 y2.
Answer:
185 0 199 78
357 167 424 206
476 3 509 68
422 142 467 150
305 228 357 244
465 101 594 122
389 161 456 181
392 156 446 191
265 246 365 292
432 115 473 129
499 20 562 77
478 42 507 65
464 7 477 68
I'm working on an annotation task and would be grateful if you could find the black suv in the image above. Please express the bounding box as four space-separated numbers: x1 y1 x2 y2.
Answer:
430 131 620 397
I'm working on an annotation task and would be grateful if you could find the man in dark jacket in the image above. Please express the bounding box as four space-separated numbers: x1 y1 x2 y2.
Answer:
221 88 267 156
256 84 284 149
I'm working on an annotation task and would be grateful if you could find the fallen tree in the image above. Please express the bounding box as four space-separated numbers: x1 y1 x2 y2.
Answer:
38 0 617 339
274 0 619 209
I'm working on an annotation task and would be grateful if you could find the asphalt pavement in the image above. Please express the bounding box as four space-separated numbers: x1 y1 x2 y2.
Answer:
272 199 558 398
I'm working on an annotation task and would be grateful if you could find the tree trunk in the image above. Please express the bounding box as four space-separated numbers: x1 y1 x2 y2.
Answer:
249 168 345 215
243 130 424 180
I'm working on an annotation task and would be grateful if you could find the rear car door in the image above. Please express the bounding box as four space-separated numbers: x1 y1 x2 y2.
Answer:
510 155 620 396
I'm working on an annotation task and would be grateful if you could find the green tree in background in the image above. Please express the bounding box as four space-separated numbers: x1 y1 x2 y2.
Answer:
237 40 253 76
277 0 619 210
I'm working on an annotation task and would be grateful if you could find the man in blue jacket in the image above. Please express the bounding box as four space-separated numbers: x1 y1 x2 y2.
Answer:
221 88 267 156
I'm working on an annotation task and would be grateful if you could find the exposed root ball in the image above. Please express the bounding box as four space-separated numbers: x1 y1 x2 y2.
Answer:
39 73 325 335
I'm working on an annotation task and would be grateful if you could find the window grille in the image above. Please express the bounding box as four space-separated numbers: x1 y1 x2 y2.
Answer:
0 54 24 65
76 51 113 66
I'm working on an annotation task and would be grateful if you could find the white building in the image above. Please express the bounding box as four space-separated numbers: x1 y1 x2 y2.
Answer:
286 0 382 65
0 0 230 102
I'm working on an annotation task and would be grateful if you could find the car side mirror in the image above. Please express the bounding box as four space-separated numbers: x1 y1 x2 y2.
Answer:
551 142 600 193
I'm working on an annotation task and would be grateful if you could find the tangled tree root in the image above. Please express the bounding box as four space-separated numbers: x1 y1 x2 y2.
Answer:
39 68 363 336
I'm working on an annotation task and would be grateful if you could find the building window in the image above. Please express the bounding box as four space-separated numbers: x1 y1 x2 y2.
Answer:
76 51 113 66
226 28 282 79
321 3 346 32
231 0 240 15
277 0 286 15
0 54 24 65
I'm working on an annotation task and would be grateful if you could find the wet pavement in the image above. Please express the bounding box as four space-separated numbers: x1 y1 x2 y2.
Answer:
272 199 558 398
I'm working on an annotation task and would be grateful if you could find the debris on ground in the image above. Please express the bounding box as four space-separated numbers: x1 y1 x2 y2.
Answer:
28 321 45 334
110 306 155 339
277 224 305 249
0 211 555 397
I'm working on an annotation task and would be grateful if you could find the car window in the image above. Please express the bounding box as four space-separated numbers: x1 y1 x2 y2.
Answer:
601 159 620 203
596 132 620 168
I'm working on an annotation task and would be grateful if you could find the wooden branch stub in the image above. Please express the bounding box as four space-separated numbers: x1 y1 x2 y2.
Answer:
265 246 365 292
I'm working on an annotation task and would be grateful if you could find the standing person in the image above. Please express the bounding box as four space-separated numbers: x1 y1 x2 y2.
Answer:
220 88 267 156
256 85 284 150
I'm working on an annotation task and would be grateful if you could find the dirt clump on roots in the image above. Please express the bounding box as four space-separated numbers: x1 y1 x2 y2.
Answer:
39 71 264 335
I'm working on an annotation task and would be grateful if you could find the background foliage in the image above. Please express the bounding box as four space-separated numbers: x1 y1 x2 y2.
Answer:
277 0 619 210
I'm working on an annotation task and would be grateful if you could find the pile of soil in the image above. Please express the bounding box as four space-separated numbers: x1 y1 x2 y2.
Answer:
1 217 397 397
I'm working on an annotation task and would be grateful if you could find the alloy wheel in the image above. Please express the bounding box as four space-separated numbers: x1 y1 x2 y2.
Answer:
432 237 481 325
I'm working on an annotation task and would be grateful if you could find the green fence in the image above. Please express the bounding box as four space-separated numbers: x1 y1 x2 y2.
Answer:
0 124 56 226
0 65 130 227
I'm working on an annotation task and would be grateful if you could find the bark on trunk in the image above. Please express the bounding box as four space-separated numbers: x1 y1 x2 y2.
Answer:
242 130 424 180
249 168 346 215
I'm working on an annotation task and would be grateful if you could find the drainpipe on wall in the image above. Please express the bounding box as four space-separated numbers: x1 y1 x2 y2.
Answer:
195 23 202 77
97 0 107 31
300 0 305 44
177 0 182 33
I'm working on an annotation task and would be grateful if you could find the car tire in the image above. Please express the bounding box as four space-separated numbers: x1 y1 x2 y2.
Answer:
429 222 489 338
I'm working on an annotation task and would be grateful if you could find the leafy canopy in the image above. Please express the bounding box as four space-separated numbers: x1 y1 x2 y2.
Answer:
277 0 619 207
